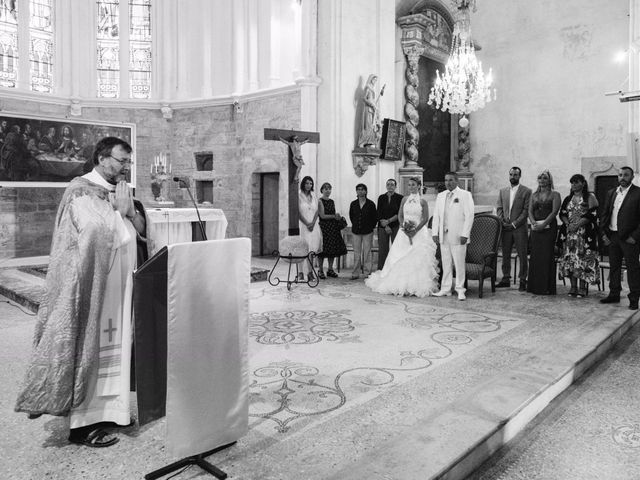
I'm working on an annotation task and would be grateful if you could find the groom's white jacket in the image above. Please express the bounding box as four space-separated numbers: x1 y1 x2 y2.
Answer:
431 186 475 244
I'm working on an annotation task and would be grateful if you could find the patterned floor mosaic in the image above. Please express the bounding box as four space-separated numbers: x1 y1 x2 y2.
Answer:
247 283 525 437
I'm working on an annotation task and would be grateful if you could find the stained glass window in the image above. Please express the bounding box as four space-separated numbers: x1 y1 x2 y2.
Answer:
97 0 120 98
129 0 151 99
29 0 53 93
96 0 152 99
0 0 18 88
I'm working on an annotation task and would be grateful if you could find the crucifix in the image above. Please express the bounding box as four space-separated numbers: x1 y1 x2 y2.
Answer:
264 128 320 235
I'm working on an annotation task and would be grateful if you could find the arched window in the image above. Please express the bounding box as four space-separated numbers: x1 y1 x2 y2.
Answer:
0 0 53 93
97 0 152 99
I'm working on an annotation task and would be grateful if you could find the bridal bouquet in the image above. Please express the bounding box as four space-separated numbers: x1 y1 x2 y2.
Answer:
403 220 417 245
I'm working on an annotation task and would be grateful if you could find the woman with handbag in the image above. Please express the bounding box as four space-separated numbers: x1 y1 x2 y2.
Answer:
318 182 348 278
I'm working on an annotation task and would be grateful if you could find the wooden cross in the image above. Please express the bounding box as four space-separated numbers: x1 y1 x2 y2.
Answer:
103 318 117 343
264 128 320 236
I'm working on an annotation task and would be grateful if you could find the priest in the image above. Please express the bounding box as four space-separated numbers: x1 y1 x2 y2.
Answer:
15 136 147 448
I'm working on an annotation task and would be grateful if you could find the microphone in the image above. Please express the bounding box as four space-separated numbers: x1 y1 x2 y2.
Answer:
173 176 189 185
172 176 207 241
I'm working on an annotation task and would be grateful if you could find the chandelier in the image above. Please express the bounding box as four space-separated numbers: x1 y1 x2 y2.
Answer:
428 0 495 121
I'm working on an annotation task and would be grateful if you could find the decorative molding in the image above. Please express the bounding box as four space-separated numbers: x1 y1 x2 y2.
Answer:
69 98 82 116
0 83 302 111
160 104 173 119
352 148 381 177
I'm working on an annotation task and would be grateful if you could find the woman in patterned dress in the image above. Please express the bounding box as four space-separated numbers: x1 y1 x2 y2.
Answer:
317 182 347 279
557 174 599 298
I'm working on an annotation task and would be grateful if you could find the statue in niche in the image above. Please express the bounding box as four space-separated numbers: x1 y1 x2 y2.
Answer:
357 74 385 148
279 135 309 184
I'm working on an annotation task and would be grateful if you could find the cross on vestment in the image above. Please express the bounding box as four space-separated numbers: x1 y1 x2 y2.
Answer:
103 317 117 342
264 128 320 235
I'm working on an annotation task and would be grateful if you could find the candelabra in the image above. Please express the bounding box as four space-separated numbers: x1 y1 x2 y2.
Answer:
150 152 172 204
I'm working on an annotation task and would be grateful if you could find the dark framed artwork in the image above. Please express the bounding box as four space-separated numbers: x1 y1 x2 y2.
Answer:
0 112 135 187
380 118 406 161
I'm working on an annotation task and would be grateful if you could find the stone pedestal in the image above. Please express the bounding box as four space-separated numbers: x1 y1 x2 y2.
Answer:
352 147 382 177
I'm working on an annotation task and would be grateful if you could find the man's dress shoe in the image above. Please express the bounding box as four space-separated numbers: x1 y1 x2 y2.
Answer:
600 296 620 304
496 279 511 288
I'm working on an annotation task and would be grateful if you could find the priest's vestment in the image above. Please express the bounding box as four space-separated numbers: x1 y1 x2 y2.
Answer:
15 171 138 420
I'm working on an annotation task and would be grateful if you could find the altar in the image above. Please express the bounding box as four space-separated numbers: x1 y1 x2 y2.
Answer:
145 208 228 256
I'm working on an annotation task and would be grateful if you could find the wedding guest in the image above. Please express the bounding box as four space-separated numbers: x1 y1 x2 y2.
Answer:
298 176 323 281
348 183 377 279
376 178 403 270
495 166 532 291
557 174 599 298
527 170 561 295
317 182 347 279
600 166 640 310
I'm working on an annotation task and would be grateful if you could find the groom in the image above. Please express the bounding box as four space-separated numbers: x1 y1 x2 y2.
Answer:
431 172 475 300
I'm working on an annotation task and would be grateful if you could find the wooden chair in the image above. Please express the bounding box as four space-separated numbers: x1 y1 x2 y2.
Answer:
464 213 502 298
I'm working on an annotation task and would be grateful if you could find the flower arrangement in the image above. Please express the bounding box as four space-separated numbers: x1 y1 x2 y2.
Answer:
402 220 417 245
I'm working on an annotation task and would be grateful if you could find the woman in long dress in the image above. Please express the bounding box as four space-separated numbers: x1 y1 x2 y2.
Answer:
557 174 599 298
527 169 562 295
299 176 323 281
365 177 440 297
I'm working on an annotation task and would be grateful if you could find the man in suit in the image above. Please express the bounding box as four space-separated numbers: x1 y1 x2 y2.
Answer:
600 166 640 310
376 178 403 270
431 172 475 300
496 167 532 291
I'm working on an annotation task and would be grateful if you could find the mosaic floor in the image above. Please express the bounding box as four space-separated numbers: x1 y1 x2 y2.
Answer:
247 283 523 437
1 269 637 479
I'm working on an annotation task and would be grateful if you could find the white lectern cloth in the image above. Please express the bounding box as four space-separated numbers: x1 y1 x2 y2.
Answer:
166 238 250 458
146 208 228 256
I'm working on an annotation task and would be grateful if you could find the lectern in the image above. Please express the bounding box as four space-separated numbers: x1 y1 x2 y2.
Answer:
133 238 250 479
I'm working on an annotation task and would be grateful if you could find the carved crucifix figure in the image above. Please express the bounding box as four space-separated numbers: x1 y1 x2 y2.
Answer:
279 135 310 184
264 128 320 235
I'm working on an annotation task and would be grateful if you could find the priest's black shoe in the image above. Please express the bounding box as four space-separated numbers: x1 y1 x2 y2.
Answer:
600 296 620 304
518 281 527 292
496 279 511 288
629 302 639 310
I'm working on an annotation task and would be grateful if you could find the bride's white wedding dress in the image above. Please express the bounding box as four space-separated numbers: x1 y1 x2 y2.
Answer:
365 194 440 297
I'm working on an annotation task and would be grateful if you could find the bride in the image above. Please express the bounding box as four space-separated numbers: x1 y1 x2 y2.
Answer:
365 177 440 297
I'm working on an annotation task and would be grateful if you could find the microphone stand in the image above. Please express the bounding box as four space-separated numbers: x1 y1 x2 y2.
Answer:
175 178 208 241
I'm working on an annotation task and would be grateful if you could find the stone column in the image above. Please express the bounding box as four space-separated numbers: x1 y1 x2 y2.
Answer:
401 44 424 169
456 116 473 191
398 44 425 192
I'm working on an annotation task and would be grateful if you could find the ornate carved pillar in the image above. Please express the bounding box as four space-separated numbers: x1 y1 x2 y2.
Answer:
402 44 424 169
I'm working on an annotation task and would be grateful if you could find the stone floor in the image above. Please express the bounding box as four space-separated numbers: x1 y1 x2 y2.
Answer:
471 321 640 480
0 256 639 479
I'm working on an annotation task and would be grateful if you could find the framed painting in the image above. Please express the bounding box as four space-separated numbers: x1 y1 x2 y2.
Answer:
380 118 406 161
0 112 136 187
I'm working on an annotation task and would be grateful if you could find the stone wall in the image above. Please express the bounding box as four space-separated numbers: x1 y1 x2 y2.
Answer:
0 90 301 259
467 0 628 204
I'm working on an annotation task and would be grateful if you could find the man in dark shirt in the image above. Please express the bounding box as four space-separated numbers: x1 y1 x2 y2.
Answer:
349 183 378 279
376 178 403 270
